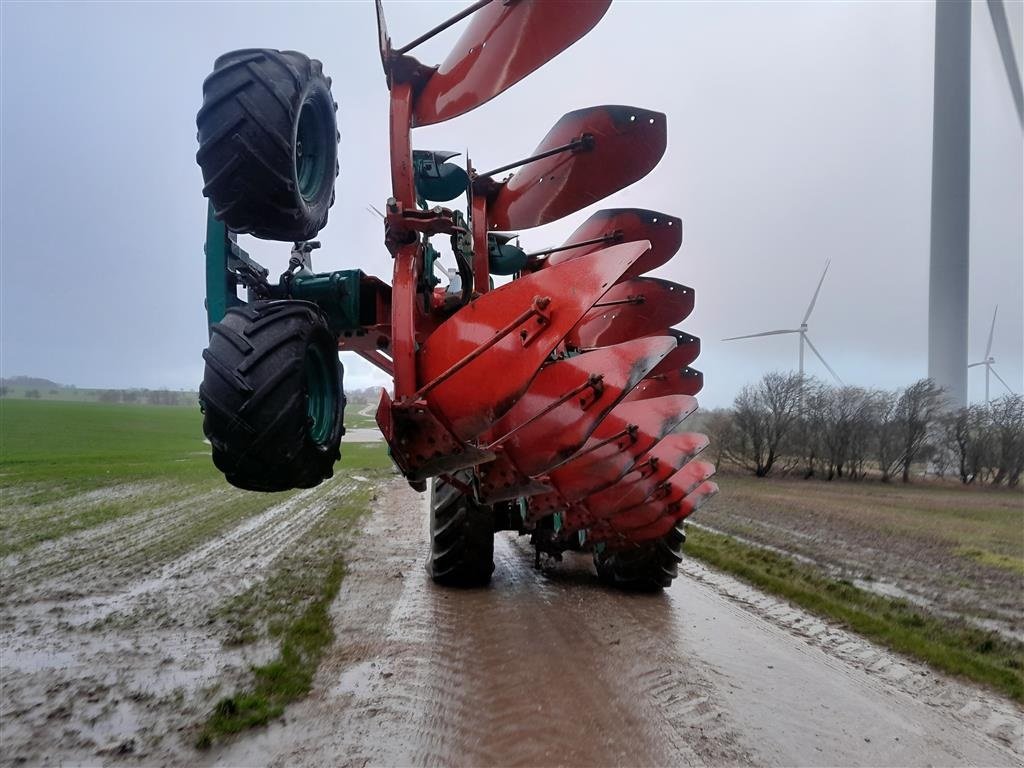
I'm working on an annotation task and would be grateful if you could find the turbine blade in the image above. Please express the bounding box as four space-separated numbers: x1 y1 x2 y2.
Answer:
985 305 998 358
801 259 831 325
967 361 986 368
987 0 1024 128
722 329 800 341
803 335 844 385
991 367 1016 395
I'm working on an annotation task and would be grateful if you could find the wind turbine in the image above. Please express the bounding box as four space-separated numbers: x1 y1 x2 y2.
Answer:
968 306 1015 402
928 0 1023 408
723 259 845 385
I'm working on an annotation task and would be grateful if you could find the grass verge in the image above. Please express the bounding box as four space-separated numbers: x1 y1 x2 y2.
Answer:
196 460 386 747
685 527 1024 703
196 559 346 748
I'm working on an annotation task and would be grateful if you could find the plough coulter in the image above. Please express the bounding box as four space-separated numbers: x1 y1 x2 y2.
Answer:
196 0 716 589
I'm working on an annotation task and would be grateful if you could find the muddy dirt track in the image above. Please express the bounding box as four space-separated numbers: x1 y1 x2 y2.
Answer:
2 470 1021 766
204 480 1022 768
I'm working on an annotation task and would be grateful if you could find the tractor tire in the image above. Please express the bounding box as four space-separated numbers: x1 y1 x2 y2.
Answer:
199 300 345 492
196 48 339 241
594 524 685 591
429 472 495 587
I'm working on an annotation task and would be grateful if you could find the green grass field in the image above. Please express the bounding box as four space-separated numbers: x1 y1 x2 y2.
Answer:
0 399 391 556
1 398 392 745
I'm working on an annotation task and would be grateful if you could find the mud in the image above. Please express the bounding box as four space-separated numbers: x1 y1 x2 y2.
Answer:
205 481 1023 768
0 476 362 767
698 476 1024 643
3 474 1021 766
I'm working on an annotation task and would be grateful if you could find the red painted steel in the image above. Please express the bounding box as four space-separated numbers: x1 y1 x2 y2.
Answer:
476 450 553 504
597 459 715 534
625 481 719 542
491 336 676 469
367 1 715 549
623 333 703 402
563 433 709 531
416 241 647 441
625 367 703 401
544 394 698 504
411 1 612 127
586 433 708 514
485 105 667 231
565 278 694 350
546 208 682 279
476 335 677 502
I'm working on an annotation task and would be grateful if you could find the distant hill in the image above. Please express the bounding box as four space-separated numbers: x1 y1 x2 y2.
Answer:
1 376 66 391
0 377 198 406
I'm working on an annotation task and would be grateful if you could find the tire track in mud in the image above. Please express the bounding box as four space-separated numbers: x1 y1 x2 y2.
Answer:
1 486 230 596
2 481 163 526
205 484 751 767
0 474 366 767
207 479 1022 768
51 476 355 627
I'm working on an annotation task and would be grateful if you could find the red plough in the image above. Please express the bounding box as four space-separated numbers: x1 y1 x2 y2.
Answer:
196 0 714 589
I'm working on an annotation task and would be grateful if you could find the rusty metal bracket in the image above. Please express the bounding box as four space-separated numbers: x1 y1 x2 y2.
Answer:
518 296 552 347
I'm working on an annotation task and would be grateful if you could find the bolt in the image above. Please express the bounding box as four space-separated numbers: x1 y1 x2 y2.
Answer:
386 197 399 213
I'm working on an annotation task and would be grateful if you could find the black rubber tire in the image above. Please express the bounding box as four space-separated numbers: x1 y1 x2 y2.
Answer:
594 524 685 591
196 48 339 241
199 300 345 492
429 472 495 586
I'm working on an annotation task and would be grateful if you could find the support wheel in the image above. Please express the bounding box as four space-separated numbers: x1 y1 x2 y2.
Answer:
199 301 345 492
429 473 495 587
196 48 339 241
594 524 685 591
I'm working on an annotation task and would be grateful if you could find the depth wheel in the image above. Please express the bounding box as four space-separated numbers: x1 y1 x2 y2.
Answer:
196 48 339 241
429 472 495 587
199 300 345 492
594 524 685 591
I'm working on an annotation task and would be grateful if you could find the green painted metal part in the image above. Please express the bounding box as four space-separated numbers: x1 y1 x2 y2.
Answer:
413 150 469 203
204 204 243 330
303 343 337 445
296 100 332 202
290 269 366 335
205 203 366 337
487 233 528 275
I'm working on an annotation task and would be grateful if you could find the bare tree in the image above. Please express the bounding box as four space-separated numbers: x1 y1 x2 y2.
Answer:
795 380 828 478
702 408 736 471
814 385 878 481
944 405 991 484
894 379 946 483
988 394 1024 487
727 371 804 477
874 390 903 482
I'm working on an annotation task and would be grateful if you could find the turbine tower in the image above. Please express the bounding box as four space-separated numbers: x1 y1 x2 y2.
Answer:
929 0 1023 408
968 306 1015 402
723 259 844 385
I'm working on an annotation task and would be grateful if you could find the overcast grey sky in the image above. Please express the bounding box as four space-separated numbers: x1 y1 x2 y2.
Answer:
1 0 1021 408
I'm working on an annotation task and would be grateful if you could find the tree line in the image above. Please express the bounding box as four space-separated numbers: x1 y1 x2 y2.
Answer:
704 372 1023 487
